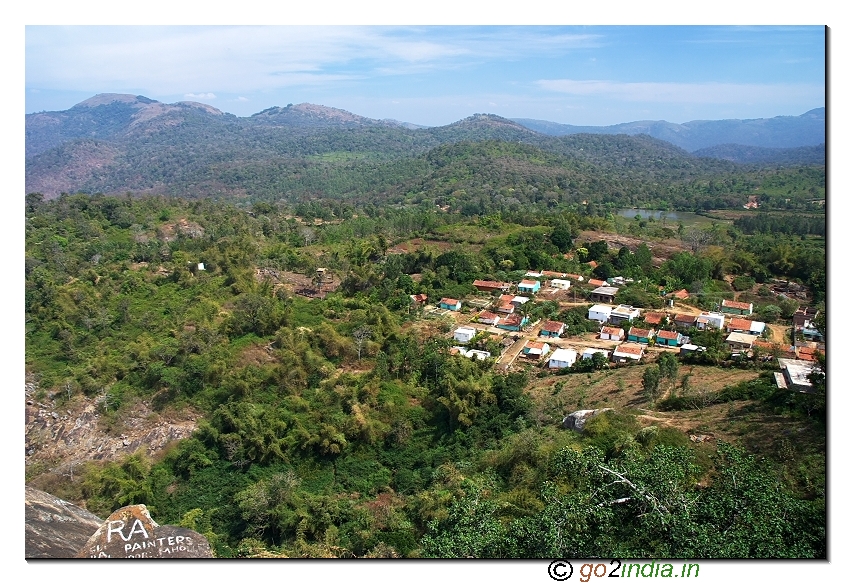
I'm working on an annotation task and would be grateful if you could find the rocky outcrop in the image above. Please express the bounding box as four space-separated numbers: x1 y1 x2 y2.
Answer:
76 504 213 559
562 408 614 432
25 379 198 484
25 486 103 558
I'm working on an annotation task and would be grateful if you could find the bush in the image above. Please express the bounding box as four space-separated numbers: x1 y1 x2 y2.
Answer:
732 276 756 291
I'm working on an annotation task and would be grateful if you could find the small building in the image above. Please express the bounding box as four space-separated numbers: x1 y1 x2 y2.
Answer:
696 312 725 330
518 279 541 294
600 326 625 342
800 324 824 342
453 326 477 344
656 329 683 347
540 321 566 338
721 299 754 316
549 348 578 369
673 313 698 330
549 279 571 290
582 348 610 361
473 280 511 294
612 343 644 363
588 304 614 323
726 332 756 351
439 298 462 311
590 285 619 303
410 293 428 306
542 270 566 279
477 311 501 326
670 289 690 300
587 278 606 287
643 312 666 327
451 347 491 361
627 327 655 344
496 295 516 314
564 273 584 282
726 318 766 336
496 313 528 332
775 358 819 393
523 341 551 360
678 343 706 356
609 305 641 326
524 271 544 278
793 307 819 329
511 296 531 307
795 346 822 362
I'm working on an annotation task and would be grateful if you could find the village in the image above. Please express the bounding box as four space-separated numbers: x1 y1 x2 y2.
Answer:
411 272 824 395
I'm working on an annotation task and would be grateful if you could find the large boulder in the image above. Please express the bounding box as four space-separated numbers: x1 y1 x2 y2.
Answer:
562 408 614 432
25 486 104 558
76 504 213 558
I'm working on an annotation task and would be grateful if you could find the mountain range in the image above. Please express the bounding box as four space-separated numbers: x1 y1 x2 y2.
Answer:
25 94 825 200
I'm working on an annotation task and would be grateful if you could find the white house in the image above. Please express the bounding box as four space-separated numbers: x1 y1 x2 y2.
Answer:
588 304 614 323
600 326 625 341
465 349 491 361
612 343 644 363
453 326 477 344
550 279 571 290
609 305 641 326
696 312 725 330
582 348 610 360
549 348 578 369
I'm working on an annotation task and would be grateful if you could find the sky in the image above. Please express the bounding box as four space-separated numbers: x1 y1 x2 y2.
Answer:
25 25 826 127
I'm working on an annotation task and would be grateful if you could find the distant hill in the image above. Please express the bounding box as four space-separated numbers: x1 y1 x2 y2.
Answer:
692 143 825 165
25 94 824 200
512 108 825 152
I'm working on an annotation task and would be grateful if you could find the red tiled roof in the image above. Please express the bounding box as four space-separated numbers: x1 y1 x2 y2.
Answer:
525 341 547 350
672 289 690 299
410 293 428 303
727 318 751 330
542 321 565 333
519 279 538 287
601 326 624 337
565 273 582 280
541 271 564 278
478 311 499 321
628 327 654 338
644 312 664 325
656 330 681 340
674 313 697 323
722 299 752 310
588 279 606 287
499 314 524 326
440 298 459 306
615 344 644 356
587 261 599 268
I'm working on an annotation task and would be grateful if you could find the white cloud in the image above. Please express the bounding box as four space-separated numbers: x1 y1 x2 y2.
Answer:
25 26 603 97
184 92 216 99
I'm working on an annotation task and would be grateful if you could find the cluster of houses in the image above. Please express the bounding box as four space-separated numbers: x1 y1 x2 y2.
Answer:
421 273 823 375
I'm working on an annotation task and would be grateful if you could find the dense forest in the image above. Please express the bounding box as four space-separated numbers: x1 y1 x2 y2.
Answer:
25 184 825 558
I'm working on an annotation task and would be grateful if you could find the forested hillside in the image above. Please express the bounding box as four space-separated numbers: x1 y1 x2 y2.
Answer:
25 189 825 558
26 96 825 204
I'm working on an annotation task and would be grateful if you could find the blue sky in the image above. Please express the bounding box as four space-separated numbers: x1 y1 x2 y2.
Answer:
25 25 825 127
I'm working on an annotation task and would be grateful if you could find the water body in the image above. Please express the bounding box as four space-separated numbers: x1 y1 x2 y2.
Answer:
615 208 724 226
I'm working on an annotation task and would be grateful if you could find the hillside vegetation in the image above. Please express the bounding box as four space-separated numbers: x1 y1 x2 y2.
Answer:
25 189 825 558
